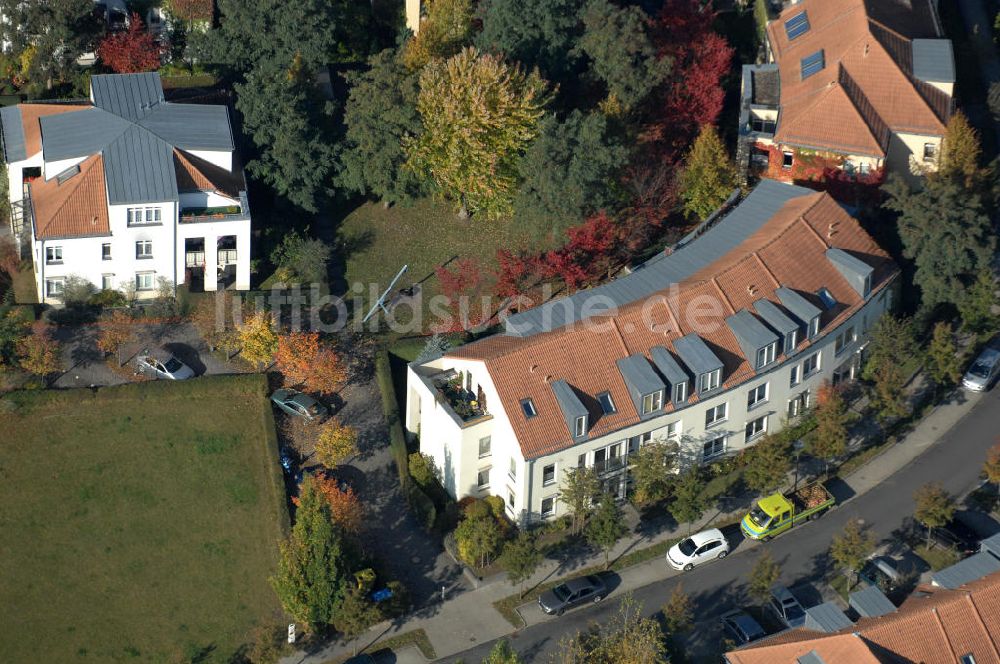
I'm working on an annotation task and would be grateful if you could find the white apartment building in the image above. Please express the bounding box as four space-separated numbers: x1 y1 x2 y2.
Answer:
0 72 250 304
406 180 899 525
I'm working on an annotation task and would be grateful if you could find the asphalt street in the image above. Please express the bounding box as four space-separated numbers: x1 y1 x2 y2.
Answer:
449 387 1000 663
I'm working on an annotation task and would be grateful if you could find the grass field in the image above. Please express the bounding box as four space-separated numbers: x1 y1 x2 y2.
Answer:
0 375 289 663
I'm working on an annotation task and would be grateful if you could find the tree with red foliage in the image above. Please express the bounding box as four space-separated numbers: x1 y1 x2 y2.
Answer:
545 212 619 291
274 331 348 395
97 14 163 74
435 258 493 332
494 249 547 300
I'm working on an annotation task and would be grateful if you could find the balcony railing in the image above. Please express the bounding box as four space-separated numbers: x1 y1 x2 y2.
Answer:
180 191 251 223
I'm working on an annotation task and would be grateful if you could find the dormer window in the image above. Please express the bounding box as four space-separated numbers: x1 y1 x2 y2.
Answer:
756 342 777 369
817 287 836 310
597 392 616 415
784 330 798 353
809 315 821 339
673 381 688 403
641 390 663 415
699 369 721 393
863 273 872 297
521 398 537 419
574 416 588 437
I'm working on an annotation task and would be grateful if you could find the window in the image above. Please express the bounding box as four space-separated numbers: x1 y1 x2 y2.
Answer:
508 457 517 480
784 329 798 353
542 464 556 486
521 398 537 418
809 315 821 338
703 435 727 460
705 403 728 427
136 272 155 291
101 274 113 290
574 415 587 437
745 415 768 441
782 151 794 169
507 489 516 511
923 143 937 162
45 278 64 297
863 273 872 297
478 436 491 458
641 390 663 415
747 383 768 409
834 326 856 356
541 496 555 517
597 391 616 414
800 50 825 79
699 369 721 393
817 288 836 309
803 351 821 376
628 432 652 454
477 468 490 489
833 360 855 386
784 10 810 40
136 240 152 259
578 453 587 468
45 246 62 264
666 421 681 440
673 381 688 403
789 365 801 387
102 243 112 260
788 391 810 418
55 164 80 184
127 206 162 226
750 117 776 133
756 342 777 369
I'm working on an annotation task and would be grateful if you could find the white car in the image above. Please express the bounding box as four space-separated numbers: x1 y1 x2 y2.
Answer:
136 349 195 380
962 347 1000 392
666 528 730 571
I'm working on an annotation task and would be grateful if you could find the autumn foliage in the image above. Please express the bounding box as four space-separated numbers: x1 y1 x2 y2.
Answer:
275 332 347 395
97 14 163 74
315 418 359 468
96 309 136 366
313 474 364 533
16 322 61 377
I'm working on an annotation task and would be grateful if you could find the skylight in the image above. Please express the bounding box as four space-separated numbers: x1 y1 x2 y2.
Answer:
55 164 81 184
817 287 837 309
801 50 825 80
520 398 538 419
784 11 810 40
597 392 616 415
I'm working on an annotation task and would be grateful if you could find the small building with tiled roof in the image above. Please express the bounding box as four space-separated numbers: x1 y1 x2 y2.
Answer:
737 0 953 184
0 72 250 303
405 180 899 523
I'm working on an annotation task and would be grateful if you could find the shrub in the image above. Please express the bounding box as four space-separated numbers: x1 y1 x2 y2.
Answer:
463 498 491 521
88 289 127 308
269 230 331 285
484 494 506 521
408 451 438 488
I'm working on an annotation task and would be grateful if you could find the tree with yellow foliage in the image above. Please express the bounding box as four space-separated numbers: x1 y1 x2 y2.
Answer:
315 418 358 468
237 310 278 369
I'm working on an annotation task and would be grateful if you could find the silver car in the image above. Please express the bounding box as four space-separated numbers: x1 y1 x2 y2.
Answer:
767 585 806 629
136 349 195 380
270 388 329 422
962 347 1000 392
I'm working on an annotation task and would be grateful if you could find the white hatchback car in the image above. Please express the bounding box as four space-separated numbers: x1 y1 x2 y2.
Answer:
666 528 730 571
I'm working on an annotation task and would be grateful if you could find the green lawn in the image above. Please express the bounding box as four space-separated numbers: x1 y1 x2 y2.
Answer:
0 375 289 663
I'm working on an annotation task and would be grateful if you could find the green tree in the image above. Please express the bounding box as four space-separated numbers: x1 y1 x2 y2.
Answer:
809 383 849 475
883 174 996 309
586 493 627 569
561 466 600 535
455 513 504 568
871 361 908 423
679 125 737 221
269 230 332 284
983 443 1000 510
862 314 918 422
914 482 956 548
936 111 984 189
628 439 679 506
405 47 551 219
829 519 875 591
926 322 961 387
958 271 998 334
270 476 348 629
670 467 706 535
514 111 629 238
402 0 473 70
483 639 521 664
748 550 780 605
578 594 668 664
578 0 669 112
744 433 792 495
338 49 424 206
500 531 542 598
661 584 693 635
333 583 381 640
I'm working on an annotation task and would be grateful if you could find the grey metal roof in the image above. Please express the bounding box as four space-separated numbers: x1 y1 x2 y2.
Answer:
980 532 1000 559
776 286 822 325
103 126 179 204
931 551 1000 589
91 72 165 122
674 333 723 377
550 379 589 439
753 298 799 336
912 39 956 84
849 585 896 618
797 652 826 664
0 106 26 162
826 248 873 297
40 108 133 160
503 180 816 337
650 346 690 392
616 354 665 417
139 103 234 151
804 601 853 633
726 309 779 365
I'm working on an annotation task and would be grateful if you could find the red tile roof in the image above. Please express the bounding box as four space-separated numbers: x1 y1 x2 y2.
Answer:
766 0 949 157
173 148 243 199
19 103 90 157
30 154 111 240
448 191 896 459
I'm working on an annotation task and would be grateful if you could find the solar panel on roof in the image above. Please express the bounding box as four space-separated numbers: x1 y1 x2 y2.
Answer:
801 50 825 79
784 11 810 40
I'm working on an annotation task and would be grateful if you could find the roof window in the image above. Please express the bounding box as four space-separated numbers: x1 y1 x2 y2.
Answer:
56 164 81 184
521 398 537 419
784 11 810 40
801 50 825 80
597 391 616 415
817 287 836 310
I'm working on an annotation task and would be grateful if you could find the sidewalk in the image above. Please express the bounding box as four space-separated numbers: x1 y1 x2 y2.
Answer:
283 386 983 664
